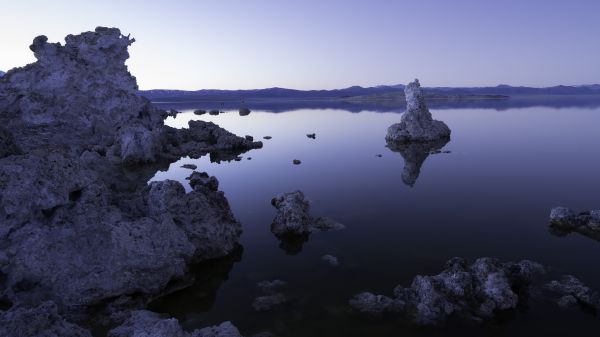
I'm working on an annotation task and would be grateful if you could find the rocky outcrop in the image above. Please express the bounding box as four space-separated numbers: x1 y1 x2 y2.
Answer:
0 302 92 337
108 310 242 337
349 257 544 325
549 207 600 240
0 27 260 334
386 79 450 144
387 138 449 186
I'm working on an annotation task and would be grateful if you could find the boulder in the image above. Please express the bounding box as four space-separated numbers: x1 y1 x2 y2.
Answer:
549 207 600 240
386 79 451 143
239 107 251 116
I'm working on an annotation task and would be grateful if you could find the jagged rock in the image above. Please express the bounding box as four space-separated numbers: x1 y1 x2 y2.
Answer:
549 207 600 240
0 301 92 337
0 27 257 326
306 133 316 139
181 163 198 170
349 257 545 325
386 79 451 143
321 254 339 267
194 109 207 115
108 310 242 337
188 171 220 192
239 108 251 116
545 275 600 311
387 138 450 186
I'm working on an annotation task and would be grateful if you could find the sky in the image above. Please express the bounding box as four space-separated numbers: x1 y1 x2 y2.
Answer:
1 0 599 90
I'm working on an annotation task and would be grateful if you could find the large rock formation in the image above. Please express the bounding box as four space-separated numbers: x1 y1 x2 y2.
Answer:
386 79 451 143
0 27 258 334
349 257 544 325
549 207 600 241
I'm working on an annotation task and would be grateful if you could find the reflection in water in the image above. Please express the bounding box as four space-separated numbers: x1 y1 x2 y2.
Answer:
276 233 310 255
386 138 450 186
148 245 243 315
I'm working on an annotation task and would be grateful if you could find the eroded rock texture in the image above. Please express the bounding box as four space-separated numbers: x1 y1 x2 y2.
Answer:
549 207 600 241
350 257 544 325
0 27 259 334
385 79 451 144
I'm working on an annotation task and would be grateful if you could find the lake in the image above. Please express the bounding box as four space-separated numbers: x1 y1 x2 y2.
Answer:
148 101 600 336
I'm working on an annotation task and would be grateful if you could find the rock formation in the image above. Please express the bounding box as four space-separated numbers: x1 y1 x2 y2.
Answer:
386 79 451 143
349 257 544 325
0 27 258 334
239 107 251 116
549 207 600 241
544 275 600 312
387 138 449 186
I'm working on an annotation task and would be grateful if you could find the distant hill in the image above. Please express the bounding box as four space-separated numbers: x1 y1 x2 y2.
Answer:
140 84 600 102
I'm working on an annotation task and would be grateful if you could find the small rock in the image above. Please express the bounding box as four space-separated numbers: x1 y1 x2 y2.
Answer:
181 163 197 170
321 254 339 267
239 107 251 116
209 109 220 115
188 171 219 191
167 109 179 117
252 293 287 311
193 109 206 115
292 159 301 165
307 133 316 139
263 136 272 140
375 154 382 157
234 157 242 161
247 157 252 160
245 135 254 142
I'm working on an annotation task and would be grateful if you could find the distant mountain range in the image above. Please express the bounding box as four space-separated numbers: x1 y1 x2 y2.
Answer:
141 84 600 102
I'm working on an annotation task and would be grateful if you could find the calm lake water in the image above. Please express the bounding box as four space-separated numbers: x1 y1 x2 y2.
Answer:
148 102 600 336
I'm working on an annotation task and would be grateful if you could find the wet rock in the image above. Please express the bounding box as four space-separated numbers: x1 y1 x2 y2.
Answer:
321 254 339 267
549 207 600 241
387 138 449 187
263 136 272 140
187 171 220 192
292 159 301 165
386 79 451 143
194 109 207 115
181 163 198 170
350 257 545 325
271 191 313 236
209 110 220 115
545 275 600 311
239 107 251 116
0 301 91 337
108 310 242 337
245 135 254 142
306 133 316 139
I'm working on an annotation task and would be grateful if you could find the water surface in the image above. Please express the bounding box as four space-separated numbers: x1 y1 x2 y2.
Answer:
149 103 600 336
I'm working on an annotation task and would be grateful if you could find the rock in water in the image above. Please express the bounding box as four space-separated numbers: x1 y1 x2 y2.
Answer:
385 79 451 143
194 109 207 115
349 257 545 325
0 27 260 333
239 107 251 116
549 207 600 241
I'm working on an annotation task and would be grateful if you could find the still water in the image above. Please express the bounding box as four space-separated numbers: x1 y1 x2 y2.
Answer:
148 103 600 336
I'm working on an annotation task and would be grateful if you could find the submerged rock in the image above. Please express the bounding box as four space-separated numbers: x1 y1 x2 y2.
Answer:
109 310 242 337
387 138 450 186
350 257 545 325
385 79 451 143
253 280 288 311
549 207 600 240
544 275 600 312
239 107 251 116
321 254 340 267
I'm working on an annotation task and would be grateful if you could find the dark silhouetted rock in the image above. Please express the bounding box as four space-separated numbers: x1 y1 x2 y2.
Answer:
292 159 301 165
386 79 451 143
306 133 316 139
263 136 272 140
209 110 220 115
239 107 251 116
545 275 600 312
350 257 544 325
194 109 207 115
549 207 600 241
181 163 197 170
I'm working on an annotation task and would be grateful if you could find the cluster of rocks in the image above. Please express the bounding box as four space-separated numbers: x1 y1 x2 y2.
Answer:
0 27 258 335
544 275 600 311
549 207 600 241
349 257 545 324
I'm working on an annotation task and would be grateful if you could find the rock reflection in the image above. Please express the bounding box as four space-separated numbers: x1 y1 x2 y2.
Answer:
148 245 243 315
386 138 450 187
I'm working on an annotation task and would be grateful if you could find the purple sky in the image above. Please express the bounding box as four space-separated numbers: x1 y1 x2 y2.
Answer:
1 0 599 90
